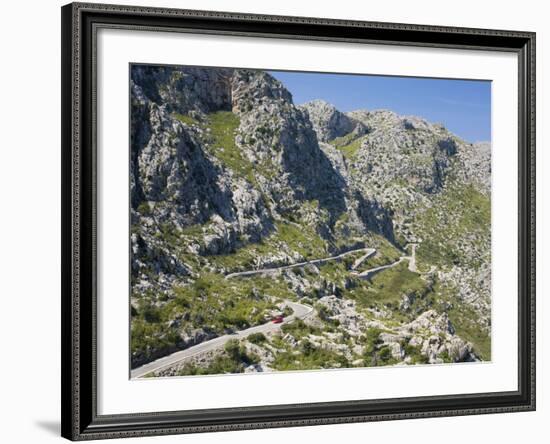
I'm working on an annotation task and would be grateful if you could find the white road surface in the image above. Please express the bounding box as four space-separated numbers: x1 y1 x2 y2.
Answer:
355 243 418 279
131 300 313 379
225 247 375 279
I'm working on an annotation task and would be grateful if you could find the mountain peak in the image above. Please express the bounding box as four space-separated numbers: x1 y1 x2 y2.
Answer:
299 100 358 142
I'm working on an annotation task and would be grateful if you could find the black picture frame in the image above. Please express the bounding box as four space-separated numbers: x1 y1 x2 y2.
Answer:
61 2 536 440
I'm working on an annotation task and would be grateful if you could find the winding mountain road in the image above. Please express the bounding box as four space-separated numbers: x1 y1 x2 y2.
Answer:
131 300 313 379
355 243 418 279
408 243 418 272
225 247 376 279
131 244 419 378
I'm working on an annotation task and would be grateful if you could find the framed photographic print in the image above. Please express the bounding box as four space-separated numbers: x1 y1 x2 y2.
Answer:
61 2 536 440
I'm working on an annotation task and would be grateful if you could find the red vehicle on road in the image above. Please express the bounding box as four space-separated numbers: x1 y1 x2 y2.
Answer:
272 315 284 324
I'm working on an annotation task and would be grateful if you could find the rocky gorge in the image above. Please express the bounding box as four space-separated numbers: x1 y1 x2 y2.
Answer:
130 65 491 375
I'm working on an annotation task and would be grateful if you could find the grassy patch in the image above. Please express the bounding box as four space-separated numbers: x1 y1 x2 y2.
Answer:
180 223 208 237
367 264 415 301
318 260 350 294
329 134 366 159
209 220 328 271
167 273 284 330
131 318 180 362
131 273 285 362
329 132 357 147
206 111 256 184
329 132 365 156
173 113 198 126
355 235 403 271
446 299 491 360
347 262 431 321
271 342 349 371
362 327 382 355
360 262 426 304
281 319 321 339
275 221 327 258
414 184 490 270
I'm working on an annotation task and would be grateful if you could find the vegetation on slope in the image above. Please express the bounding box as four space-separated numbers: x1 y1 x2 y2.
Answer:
205 111 257 184
329 134 366 159
208 220 329 271
353 235 403 271
172 112 198 126
414 184 490 271
131 273 286 362
176 339 259 376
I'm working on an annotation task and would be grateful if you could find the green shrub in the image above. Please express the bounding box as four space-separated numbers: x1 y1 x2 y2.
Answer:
248 333 267 344
281 319 320 339
173 113 197 126
137 201 152 216
224 339 241 358
272 343 349 371
378 346 392 361
363 327 382 354
177 339 259 376
403 342 429 364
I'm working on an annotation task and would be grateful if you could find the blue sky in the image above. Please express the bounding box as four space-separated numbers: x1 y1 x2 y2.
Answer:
269 71 491 143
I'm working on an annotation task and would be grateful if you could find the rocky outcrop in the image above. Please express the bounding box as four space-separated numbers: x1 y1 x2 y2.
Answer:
230 71 348 219
348 110 460 199
131 65 233 115
300 99 365 142
453 141 491 194
395 310 477 363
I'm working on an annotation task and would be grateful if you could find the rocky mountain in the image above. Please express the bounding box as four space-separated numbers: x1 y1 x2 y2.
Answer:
129 65 491 373
299 99 367 142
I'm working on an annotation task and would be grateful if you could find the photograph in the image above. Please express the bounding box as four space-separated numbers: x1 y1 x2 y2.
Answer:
56 1 536 440
129 64 492 378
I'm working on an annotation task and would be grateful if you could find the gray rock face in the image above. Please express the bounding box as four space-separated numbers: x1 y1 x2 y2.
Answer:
454 141 491 194
134 103 232 223
131 65 233 115
299 99 358 142
230 71 348 219
348 110 461 198
397 310 477 363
